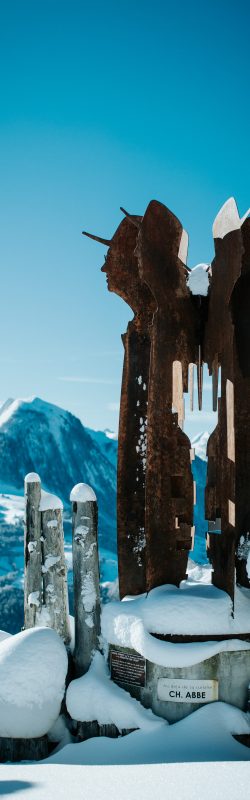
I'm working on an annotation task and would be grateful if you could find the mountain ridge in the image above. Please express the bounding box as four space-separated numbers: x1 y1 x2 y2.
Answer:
0 396 117 551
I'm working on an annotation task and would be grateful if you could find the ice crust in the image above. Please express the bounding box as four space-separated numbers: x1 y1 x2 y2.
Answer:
0 627 68 737
70 483 97 503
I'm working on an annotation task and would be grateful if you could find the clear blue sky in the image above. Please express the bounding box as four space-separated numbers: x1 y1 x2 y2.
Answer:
0 0 249 437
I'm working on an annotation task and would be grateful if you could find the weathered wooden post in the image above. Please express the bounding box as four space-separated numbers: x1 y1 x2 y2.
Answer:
40 491 71 645
71 483 101 677
24 472 42 628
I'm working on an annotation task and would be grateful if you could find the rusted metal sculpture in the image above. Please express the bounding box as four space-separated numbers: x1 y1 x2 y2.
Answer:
83 195 250 606
130 200 196 590
83 218 155 598
205 199 250 600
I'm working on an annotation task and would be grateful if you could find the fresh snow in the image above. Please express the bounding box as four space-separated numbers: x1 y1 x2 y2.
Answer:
0 627 67 737
212 197 250 240
70 482 97 503
102 579 250 667
0 629 12 642
39 489 63 511
42 555 61 573
0 693 249 798
66 651 163 729
28 591 40 607
48 701 250 767
188 264 210 296
0 762 249 800
25 472 41 484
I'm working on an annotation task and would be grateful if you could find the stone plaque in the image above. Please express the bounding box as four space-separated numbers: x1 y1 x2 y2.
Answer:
110 650 146 687
157 678 218 703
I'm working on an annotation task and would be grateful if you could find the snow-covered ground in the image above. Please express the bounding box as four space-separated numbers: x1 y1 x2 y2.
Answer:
0 702 250 799
0 761 249 800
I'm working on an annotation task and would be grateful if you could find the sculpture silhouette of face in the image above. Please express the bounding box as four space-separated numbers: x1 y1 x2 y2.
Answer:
134 200 184 304
100 219 137 302
100 218 155 316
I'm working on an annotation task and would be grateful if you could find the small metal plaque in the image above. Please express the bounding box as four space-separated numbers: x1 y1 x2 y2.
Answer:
157 678 218 703
110 650 146 687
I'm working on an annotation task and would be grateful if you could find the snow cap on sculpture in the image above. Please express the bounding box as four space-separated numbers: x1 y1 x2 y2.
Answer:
213 197 250 240
70 483 97 503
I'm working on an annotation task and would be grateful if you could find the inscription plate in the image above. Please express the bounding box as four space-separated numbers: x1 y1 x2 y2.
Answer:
157 678 218 703
110 650 146 687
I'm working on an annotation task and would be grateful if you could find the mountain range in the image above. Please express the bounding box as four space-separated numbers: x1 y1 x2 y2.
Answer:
0 397 209 633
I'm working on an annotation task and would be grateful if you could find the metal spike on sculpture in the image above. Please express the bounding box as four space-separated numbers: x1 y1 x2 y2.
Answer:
83 196 250 609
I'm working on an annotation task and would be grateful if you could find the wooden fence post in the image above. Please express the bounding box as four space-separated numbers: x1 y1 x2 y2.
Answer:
71 483 101 676
24 473 42 629
40 491 71 645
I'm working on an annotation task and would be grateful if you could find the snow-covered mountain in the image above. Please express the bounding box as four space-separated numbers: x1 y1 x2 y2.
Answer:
0 397 117 550
191 431 209 461
0 397 209 632
85 426 118 469
0 397 119 632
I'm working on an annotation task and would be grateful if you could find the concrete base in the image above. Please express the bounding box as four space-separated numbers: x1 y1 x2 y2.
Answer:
109 644 250 723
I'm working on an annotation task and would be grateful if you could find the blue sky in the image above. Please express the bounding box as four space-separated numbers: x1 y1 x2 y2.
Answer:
0 0 249 437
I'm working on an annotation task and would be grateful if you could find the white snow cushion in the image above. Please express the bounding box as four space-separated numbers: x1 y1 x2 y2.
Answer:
0 627 68 737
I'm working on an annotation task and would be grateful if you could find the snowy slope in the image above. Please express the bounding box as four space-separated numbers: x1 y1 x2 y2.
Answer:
85 426 118 469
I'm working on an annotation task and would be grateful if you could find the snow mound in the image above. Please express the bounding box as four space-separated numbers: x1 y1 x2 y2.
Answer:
70 483 97 503
66 652 164 730
0 627 68 737
48 701 250 767
188 264 209 296
102 581 250 667
0 630 12 643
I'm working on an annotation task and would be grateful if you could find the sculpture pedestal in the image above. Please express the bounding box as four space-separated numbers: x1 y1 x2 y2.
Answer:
109 643 250 724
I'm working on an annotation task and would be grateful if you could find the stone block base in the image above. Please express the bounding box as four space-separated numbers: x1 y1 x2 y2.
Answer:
109 644 250 723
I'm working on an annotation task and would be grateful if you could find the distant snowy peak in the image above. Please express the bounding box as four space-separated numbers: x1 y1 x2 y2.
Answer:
0 396 70 431
191 431 209 461
104 429 118 441
85 426 118 469
0 396 117 549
